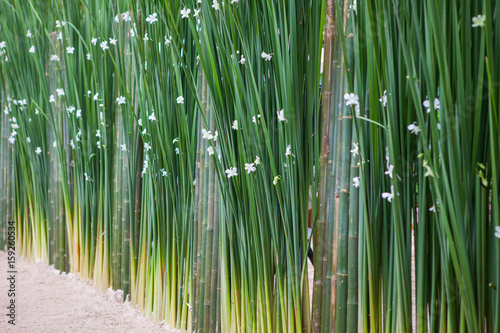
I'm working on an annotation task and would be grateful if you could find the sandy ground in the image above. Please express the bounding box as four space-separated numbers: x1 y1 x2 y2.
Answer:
0 251 173 333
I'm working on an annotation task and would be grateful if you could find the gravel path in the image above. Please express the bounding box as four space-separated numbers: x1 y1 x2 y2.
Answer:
0 251 174 333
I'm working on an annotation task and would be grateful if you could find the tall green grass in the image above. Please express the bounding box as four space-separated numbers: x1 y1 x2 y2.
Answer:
1 0 499 332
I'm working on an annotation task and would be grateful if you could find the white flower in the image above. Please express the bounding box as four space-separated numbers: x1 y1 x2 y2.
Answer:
49 95 56 103
143 33 150 41
29 46 35 53
144 142 152 151
344 93 359 106
116 96 126 105
273 175 281 185
96 130 101 138
350 142 359 156
11 123 19 129
70 139 76 149
122 11 132 22
26 137 31 143
91 37 98 45
160 168 168 177
381 185 394 202
254 155 261 165
349 0 357 14
379 90 387 107
212 1 220 10
225 167 238 178
252 115 261 123
494 226 500 239
84 172 92 182
130 29 136 37
66 105 76 114
245 163 256 174
146 13 158 24
142 159 148 174
55 20 65 28
8 136 15 144
181 8 191 18
52 140 57 147
423 98 440 113
261 51 272 61
177 96 184 104
93 93 99 101
50 54 60 61
175 147 180 154
100 41 109 50
407 122 421 135
148 112 156 121
138 119 143 127
35 146 42 155
472 14 486 28
429 205 436 212
0 41 6 49
232 120 238 130
207 146 215 155
115 15 120 23
165 36 172 45
231 0 239 3
120 144 127 151
27 30 33 38
194 9 201 17
56 88 65 96
109 38 117 45
86 53 92 60
277 109 287 122
385 165 394 178
239 55 246 64
66 46 75 54
423 160 434 178
285 144 294 157
353 177 360 188
201 128 214 140
76 109 81 118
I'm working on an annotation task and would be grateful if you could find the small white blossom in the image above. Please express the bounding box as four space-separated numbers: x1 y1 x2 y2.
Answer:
86 53 92 60
26 137 31 143
212 1 220 10
213 131 218 141
494 226 500 239
285 144 294 157
379 90 387 107
8 136 15 144
245 163 256 174
177 96 185 104
472 14 486 28
93 93 99 101
261 51 272 61
148 112 157 121
109 38 117 45
350 142 359 157
382 185 394 202
353 177 360 188
100 41 109 50
56 88 65 96
146 13 158 24
344 93 359 106
225 167 238 178
175 147 180 154
239 55 246 65
70 139 75 149
50 54 60 62
91 37 98 45
349 0 357 14
181 8 191 18
66 105 76 114
161 168 168 177
231 0 239 3
273 175 281 185
27 30 33 38
122 11 132 22
194 9 201 17
0 41 6 49
429 205 436 212
254 156 261 165
232 120 238 130
165 36 172 45
407 122 421 135
96 130 101 137
84 172 92 182
35 146 42 155
277 109 287 122
66 46 75 54
202 129 214 140
53 140 57 147
29 46 35 53
423 98 440 113
116 96 126 105
76 109 81 118
120 144 127 151
138 119 143 127
144 142 152 151
49 95 56 103
385 165 394 179
207 146 215 155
